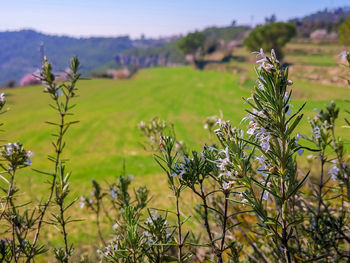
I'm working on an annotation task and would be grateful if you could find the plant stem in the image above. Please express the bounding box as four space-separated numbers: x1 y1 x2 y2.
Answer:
29 98 65 261
175 188 183 263
199 183 217 255
219 191 229 263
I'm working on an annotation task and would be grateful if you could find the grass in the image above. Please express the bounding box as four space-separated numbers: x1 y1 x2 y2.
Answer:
1 43 350 259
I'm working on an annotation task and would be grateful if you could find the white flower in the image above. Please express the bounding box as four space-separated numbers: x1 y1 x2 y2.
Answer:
262 191 269 200
259 133 271 152
258 81 264 90
139 121 146 129
329 166 340 180
219 170 233 179
203 123 208 129
222 182 230 190
110 188 117 198
313 126 321 139
56 89 63 96
79 197 85 208
253 48 267 68
338 51 349 62
0 93 5 102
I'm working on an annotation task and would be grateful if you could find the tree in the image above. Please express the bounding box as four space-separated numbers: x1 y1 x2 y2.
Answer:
178 32 205 57
243 22 296 59
338 17 350 45
265 14 277 24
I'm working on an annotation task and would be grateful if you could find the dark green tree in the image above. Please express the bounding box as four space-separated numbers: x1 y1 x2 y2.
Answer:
338 17 350 46
178 32 206 68
243 22 296 59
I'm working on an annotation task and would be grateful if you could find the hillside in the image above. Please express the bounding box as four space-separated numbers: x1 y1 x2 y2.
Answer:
289 7 350 36
114 26 250 68
4 56 350 192
0 30 136 85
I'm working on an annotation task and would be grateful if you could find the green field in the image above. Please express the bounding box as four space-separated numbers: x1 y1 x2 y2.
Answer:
2 44 350 256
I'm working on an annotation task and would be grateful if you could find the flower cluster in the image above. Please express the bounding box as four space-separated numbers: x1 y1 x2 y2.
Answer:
0 92 5 109
138 117 167 150
171 158 190 178
243 109 271 152
1 142 33 169
254 48 278 71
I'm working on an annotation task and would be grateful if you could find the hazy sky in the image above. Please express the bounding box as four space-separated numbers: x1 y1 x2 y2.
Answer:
1 0 349 38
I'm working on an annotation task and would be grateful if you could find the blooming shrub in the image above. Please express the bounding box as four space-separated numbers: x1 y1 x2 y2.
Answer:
0 50 349 263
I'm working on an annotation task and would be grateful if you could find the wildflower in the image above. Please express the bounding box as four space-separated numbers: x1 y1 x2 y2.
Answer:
0 93 5 106
222 182 230 190
257 81 264 90
2 143 32 167
110 188 117 198
143 231 153 243
338 51 349 62
139 120 146 129
262 191 269 200
79 196 85 208
259 133 271 152
284 104 293 115
219 170 233 179
146 211 159 224
329 162 340 180
216 147 232 172
313 126 321 139
270 49 279 63
295 133 304 156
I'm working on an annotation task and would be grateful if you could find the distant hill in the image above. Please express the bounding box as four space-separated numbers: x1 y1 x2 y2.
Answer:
0 30 175 85
108 26 250 69
289 7 350 37
0 30 136 85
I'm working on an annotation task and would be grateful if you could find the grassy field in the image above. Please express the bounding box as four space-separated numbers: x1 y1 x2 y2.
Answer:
2 42 350 258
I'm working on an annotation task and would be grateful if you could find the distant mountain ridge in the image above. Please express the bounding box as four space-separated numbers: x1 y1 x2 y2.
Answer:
0 29 172 85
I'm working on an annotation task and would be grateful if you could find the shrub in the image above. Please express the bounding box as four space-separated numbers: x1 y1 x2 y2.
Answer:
244 22 296 59
339 17 350 46
1 50 349 263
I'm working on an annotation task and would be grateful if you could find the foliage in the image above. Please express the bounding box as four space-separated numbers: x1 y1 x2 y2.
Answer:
177 32 206 56
244 22 296 59
1 49 350 262
0 57 81 262
339 17 350 45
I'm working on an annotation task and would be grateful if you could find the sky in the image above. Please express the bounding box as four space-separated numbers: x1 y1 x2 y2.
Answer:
0 0 349 39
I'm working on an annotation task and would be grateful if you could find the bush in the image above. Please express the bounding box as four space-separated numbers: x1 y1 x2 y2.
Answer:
339 17 350 46
1 50 349 262
177 32 205 57
244 22 296 59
